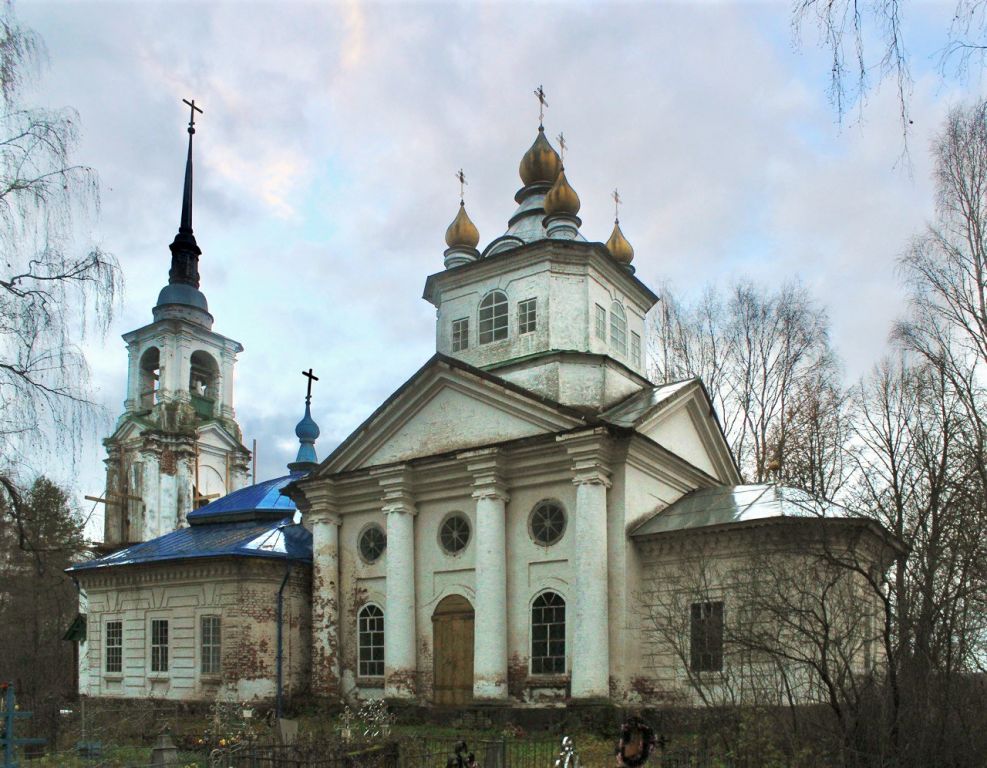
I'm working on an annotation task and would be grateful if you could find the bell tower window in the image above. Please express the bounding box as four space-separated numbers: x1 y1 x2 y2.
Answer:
138 347 161 409
189 351 219 419
479 290 508 344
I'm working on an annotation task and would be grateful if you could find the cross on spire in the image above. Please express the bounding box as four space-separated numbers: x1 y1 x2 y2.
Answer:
612 188 622 222
534 84 548 128
556 132 567 163
455 168 467 203
183 98 203 135
302 368 319 404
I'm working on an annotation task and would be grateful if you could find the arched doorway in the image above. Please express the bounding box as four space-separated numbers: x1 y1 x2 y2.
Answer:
432 594 474 705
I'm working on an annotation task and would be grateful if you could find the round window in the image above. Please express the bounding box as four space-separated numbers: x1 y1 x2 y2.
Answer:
358 524 387 563
439 513 471 555
530 500 566 546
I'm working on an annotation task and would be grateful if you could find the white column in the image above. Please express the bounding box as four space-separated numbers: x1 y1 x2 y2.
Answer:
378 468 417 699
562 430 612 700
308 495 341 698
468 449 509 700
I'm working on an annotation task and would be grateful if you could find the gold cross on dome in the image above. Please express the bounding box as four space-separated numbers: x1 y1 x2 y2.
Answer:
556 132 566 162
612 188 622 221
455 169 467 202
534 84 548 127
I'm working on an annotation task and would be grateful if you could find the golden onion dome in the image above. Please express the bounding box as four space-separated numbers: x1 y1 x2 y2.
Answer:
606 219 634 264
445 202 480 249
519 127 562 186
544 167 581 217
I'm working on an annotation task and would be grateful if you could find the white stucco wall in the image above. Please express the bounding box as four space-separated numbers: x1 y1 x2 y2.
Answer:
77 559 310 702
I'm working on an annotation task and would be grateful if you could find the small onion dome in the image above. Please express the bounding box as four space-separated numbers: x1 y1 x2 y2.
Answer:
606 219 634 264
544 167 580 216
519 127 562 186
295 403 320 442
445 202 480 249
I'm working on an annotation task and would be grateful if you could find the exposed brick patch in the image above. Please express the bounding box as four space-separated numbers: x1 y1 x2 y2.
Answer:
507 653 528 700
159 449 177 475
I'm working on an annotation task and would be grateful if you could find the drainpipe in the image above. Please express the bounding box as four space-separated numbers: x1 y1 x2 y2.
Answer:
275 562 293 720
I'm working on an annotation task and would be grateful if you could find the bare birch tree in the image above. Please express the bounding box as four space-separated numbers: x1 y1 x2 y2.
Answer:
0 3 120 545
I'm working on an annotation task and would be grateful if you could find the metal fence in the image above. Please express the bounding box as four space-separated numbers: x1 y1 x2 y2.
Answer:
399 738 559 768
211 742 400 768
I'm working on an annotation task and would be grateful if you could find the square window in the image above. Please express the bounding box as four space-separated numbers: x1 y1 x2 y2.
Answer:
105 621 122 674
452 317 469 352
518 298 537 334
594 304 607 340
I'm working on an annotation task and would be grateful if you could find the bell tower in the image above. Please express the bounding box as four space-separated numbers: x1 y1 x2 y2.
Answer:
102 100 250 547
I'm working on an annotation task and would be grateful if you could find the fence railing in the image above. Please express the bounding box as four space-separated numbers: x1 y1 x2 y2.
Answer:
211 742 400 768
399 738 559 768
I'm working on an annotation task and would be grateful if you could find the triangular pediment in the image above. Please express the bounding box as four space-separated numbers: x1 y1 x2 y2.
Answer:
196 421 248 454
319 355 590 475
634 383 740 485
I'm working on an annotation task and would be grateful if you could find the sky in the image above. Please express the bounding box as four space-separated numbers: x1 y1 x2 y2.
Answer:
16 0 982 537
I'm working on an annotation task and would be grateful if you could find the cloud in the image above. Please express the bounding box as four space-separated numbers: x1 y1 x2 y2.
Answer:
16 0 977 537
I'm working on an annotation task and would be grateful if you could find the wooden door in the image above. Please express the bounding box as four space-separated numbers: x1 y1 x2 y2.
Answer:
432 594 474 706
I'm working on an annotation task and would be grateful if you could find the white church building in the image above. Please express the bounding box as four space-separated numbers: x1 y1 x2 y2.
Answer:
69 107 897 709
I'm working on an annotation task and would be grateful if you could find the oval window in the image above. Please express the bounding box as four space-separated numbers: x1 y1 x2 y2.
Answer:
439 513 471 555
530 500 566 546
358 524 387 563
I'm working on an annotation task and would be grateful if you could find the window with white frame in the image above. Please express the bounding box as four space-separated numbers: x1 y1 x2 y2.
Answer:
610 302 627 355
594 304 607 340
518 298 537 334
358 604 384 677
150 619 169 673
631 331 642 367
201 616 221 675
479 291 508 344
690 601 724 672
451 317 469 352
531 591 566 675
105 620 122 674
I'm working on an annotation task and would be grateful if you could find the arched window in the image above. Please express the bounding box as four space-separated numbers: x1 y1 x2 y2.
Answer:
531 592 566 674
358 604 384 677
610 302 627 356
138 347 160 408
479 290 509 344
189 351 219 418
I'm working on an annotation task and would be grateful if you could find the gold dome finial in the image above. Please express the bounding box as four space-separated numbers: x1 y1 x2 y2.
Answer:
519 87 560 186
519 127 562 186
544 167 580 216
445 202 480 249
606 188 634 264
544 132 580 216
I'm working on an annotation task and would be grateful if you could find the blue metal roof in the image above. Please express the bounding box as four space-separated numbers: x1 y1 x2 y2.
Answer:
68 517 312 572
186 473 302 524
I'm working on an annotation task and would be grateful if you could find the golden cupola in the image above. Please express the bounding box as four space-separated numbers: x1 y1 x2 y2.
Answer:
544 167 580 217
444 200 481 268
606 219 635 269
519 127 562 187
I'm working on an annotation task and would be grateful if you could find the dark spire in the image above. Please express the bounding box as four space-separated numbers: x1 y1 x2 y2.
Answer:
168 99 204 288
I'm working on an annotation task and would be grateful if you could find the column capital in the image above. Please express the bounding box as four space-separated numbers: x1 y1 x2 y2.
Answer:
286 478 339 523
373 464 417 516
558 428 613 487
462 447 510 501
